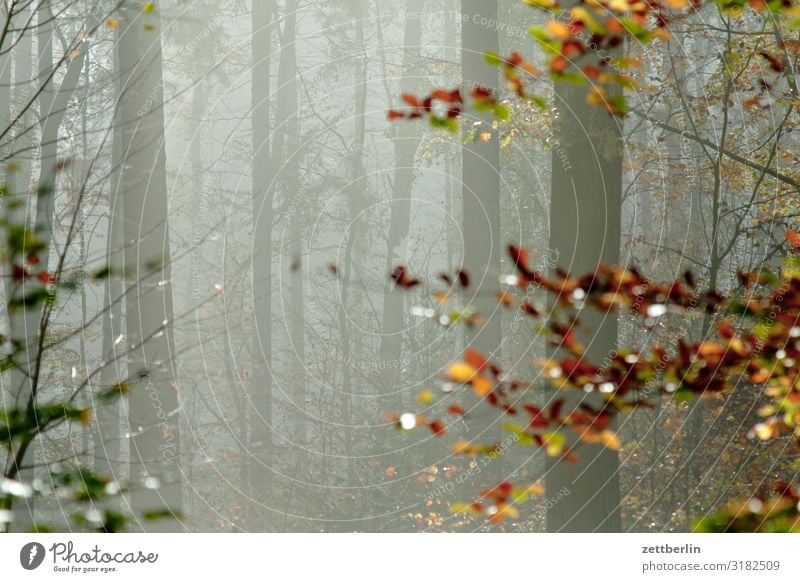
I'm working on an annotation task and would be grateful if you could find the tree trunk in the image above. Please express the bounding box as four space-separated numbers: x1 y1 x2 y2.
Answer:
545 63 623 531
379 0 424 373
115 6 182 531
250 0 274 523
461 0 503 507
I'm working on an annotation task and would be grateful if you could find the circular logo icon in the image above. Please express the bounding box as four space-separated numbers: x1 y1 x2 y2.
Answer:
20 542 45 570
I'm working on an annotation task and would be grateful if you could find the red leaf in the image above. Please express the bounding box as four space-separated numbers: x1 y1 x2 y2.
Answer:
549 399 564 421
457 269 470 288
759 51 785 73
508 245 529 269
12 264 28 282
521 300 539 317
429 420 446 436
37 271 54 284
470 86 495 104
464 348 488 371
717 321 735 340
391 265 420 288
431 89 461 103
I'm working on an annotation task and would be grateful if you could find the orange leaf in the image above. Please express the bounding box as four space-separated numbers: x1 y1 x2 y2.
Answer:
447 404 466 416
472 376 493 397
496 291 514 306
786 230 800 252
464 349 488 371
402 93 419 107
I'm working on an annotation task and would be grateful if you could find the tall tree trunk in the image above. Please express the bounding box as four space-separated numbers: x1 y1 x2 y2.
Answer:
330 0 367 531
545 41 623 532
379 0 423 373
115 6 182 531
460 0 503 512
276 0 305 446
250 0 274 524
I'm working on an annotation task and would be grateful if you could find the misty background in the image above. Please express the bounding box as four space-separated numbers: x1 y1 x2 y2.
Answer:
1 0 796 532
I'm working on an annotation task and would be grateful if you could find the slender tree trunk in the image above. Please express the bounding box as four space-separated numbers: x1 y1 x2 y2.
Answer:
250 0 274 524
331 0 367 532
276 0 305 445
115 6 182 531
379 0 423 372
460 0 503 517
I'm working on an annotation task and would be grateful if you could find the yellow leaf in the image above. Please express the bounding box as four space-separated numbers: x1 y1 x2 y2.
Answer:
495 503 519 519
652 28 672 41
416 389 435 405
106 19 119 29
753 422 773 440
523 0 556 8
80 408 92 427
143 2 155 13
586 86 608 107
451 503 481 515
545 20 570 40
448 362 478 383
523 481 545 496
599 430 621 451
451 439 473 455
543 432 565 456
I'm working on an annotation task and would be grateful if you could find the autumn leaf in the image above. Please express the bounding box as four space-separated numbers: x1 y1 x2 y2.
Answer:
448 362 479 383
786 230 800 253
416 389 435 404
464 348 488 371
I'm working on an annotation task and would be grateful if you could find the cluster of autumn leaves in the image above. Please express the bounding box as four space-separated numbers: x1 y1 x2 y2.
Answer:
387 0 800 122
386 233 800 528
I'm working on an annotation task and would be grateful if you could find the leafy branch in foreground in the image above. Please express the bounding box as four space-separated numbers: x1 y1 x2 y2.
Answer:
388 0 800 123
385 232 800 530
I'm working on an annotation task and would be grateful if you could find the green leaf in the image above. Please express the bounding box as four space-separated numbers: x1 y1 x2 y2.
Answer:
6 224 47 258
8 288 55 312
91 265 113 280
143 508 184 522
502 422 536 445
527 95 549 108
429 116 459 132
493 103 510 121
484 51 502 66
528 26 560 56
97 381 131 403
551 70 586 85
542 431 566 456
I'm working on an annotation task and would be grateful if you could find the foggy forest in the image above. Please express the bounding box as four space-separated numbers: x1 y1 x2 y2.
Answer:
1 0 800 534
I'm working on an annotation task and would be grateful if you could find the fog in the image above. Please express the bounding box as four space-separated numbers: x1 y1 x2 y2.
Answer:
1 0 796 532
